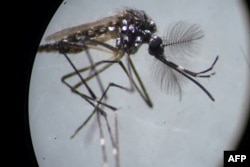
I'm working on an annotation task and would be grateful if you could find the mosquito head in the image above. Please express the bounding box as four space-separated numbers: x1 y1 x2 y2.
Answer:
148 36 164 57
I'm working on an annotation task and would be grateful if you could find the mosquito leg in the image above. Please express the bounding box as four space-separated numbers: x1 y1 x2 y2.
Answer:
95 106 109 167
67 60 132 140
82 58 153 107
60 40 121 94
68 59 152 142
61 62 113 92
86 56 153 107
62 52 97 99
60 41 153 166
85 47 107 99
93 98 119 167
70 99 108 138
61 47 120 110
88 81 131 167
86 58 155 167
60 37 153 107
114 110 119 167
68 82 120 139
128 56 153 107
177 55 219 78
73 82 123 167
61 45 120 167
95 82 132 167
194 55 219 76
156 56 215 101
62 51 120 140
103 110 120 167
62 54 153 107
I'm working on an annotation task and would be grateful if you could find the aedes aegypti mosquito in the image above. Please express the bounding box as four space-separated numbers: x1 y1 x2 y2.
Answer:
38 7 219 167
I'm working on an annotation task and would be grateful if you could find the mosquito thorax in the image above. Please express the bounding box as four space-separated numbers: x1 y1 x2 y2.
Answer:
116 9 157 54
148 36 164 56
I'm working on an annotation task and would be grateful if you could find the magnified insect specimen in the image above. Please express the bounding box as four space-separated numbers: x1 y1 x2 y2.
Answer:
38 7 218 167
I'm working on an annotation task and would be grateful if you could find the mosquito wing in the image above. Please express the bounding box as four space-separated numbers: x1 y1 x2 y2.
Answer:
45 15 121 42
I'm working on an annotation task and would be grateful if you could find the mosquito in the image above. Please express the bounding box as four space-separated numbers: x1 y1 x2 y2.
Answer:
38 7 219 167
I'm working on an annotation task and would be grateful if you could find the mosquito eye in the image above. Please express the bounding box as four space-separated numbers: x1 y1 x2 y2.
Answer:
148 36 164 56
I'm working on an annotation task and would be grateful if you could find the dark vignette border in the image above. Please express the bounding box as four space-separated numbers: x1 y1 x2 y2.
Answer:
12 0 62 167
12 0 249 167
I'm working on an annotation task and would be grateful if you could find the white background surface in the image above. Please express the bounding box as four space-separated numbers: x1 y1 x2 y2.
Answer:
29 0 249 167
